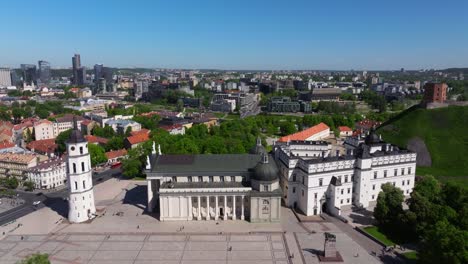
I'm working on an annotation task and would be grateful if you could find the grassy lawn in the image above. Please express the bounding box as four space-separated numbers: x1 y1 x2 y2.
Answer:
132 176 147 181
402 251 418 260
363 226 395 246
379 106 468 186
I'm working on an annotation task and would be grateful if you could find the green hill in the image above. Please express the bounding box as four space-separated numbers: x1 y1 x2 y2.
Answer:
378 105 468 187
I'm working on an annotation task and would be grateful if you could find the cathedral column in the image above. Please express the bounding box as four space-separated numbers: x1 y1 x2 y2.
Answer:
232 195 236 220
206 195 210 220
187 196 192 220
215 196 219 220
197 196 201 220
224 195 227 220
241 195 245 220
147 180 153 212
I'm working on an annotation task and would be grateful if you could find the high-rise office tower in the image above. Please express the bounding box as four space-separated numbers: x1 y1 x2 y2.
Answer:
76 67 86 86
72 54 81 85
93 64 103 83
21 64 37 86
38 60 51 84
0 68 12 87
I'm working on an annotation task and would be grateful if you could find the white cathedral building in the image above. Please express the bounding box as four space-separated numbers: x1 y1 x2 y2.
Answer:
66 120 96 223
274 129 416 216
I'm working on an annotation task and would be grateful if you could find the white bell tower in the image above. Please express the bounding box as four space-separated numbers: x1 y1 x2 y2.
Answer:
66 118 96 223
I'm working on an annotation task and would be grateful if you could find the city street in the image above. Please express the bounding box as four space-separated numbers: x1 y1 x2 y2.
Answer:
0 168 121 226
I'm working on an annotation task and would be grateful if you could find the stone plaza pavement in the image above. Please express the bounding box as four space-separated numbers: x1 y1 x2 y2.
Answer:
0 233 290 264
0 178 383 264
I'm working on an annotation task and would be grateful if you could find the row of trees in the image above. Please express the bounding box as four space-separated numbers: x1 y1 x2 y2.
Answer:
374 176 467 264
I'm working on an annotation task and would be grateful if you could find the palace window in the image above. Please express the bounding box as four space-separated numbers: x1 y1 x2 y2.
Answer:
402 180 405 186
292 174 296 182
347 188 351 194
340 199 343 204
319 178 323 186
408 167 412 174
372 184 375 190
198 176 203 182
345 176 348 183
384 170 387 177
172 176 177 182
407 179 410 185
401 168 405 175
314 193 317 199
220 176 224 182
82 180 86 189
292 187 296 193
188 176 192 182
209 176 214 182
394 169 397 176
338 176 342 183
372 195 375 200
341 189 344 195
263 185 269 192
374 171 377 179
347 198 350 203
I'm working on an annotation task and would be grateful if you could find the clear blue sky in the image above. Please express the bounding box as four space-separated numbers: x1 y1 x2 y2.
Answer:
1 0 467 70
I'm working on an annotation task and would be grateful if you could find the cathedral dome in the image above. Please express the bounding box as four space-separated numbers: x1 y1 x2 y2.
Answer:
253 154 279 182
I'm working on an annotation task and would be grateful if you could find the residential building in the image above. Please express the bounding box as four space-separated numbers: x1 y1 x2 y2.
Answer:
0 153 40 179
124 132 149 149
26 139 57 156
274 130 416 216
0 68 12 87
145 140 282 222
338 126 353 138
81 119 98 135
160 124 185 135
33 119 55 140
84 135 109 147
266 97 311 113
105 119 141 135
53 115 84 136
27 158 66 189
105 149 127 164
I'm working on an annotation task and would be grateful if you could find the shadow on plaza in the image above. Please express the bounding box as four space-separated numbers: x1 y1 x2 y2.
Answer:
42 196 68 218
122 184 148 212
303 248 323 257
348 207 375 226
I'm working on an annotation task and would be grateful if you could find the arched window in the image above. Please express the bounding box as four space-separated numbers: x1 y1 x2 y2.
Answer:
292 174 296 182
81 162 85 172
79 147 83 154
72 163 76 173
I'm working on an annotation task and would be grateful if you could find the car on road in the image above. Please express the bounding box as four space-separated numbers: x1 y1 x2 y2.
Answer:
32 201 41 206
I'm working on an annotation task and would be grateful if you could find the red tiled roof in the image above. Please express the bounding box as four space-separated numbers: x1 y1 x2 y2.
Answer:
27 139 57 154
105 149 128 160
130 129 150 136
85 135 109 145
278 122 330 142
0 141 15 150
356 120 381 130
126 133 150 145
338 126 352 132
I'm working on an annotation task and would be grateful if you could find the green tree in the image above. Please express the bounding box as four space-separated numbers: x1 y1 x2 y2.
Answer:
92 125 115 138
23 180 35 191
279 122 296 136
55 129 73 154
374 183 404 228
18 253 50 264
125 126 132 137
419 220 468 264
105 137 124 151
88 144 107 167
121 158 142 179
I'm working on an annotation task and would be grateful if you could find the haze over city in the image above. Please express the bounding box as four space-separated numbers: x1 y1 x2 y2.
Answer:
1 0 468 70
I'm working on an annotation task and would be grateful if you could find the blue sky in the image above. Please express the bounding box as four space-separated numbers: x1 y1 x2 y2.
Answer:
1 0 467 70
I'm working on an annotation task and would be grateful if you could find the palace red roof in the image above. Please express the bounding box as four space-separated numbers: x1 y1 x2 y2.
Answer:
278 122 330 142
0 141 15 150
130 129 150 136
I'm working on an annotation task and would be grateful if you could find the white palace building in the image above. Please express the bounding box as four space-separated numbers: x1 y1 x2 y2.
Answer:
274 129 416 216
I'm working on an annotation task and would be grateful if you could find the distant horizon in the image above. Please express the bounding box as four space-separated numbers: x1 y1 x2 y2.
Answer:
1 0 467 70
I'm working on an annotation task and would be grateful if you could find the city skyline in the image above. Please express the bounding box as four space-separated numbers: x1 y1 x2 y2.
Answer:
1 0 468 70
